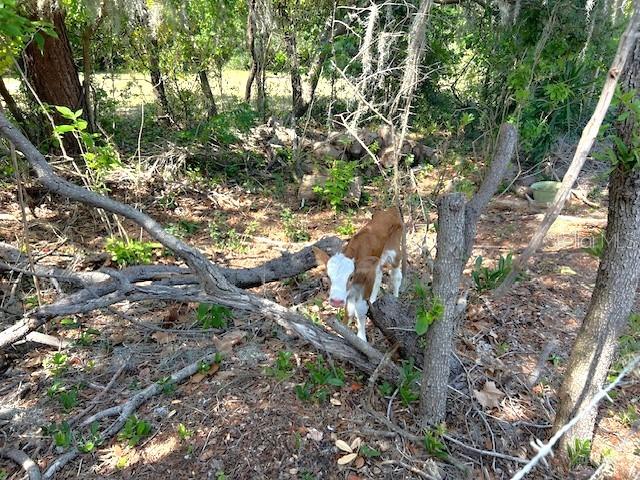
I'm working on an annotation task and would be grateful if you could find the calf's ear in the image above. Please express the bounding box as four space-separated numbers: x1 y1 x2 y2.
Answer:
312 246 330 267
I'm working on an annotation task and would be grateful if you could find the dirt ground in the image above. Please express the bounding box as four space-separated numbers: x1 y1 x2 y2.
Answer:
0 162 638 480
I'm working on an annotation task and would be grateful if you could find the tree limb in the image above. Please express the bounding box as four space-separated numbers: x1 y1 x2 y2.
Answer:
0 448 41 480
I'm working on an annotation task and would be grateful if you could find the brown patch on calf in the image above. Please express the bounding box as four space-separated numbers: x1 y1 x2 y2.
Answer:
349 256 380 301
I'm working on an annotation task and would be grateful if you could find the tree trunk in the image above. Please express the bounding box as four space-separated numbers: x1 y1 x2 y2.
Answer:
284 28 303 119
0 77 28 131
22 3 83 113
420 193 466 427
245 0 257 102
554 36 640 456
148 36 173 123
81 26 96 132
198 70 218 118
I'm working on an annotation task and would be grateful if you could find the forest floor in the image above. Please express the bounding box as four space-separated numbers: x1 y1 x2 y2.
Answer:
0 123 639 480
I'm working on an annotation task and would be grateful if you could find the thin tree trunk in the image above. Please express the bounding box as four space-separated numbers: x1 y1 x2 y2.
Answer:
554 34 640 457
420 193 466 426
148 36 173 122
198 70 218 118
284 29 303 119
0 77 28 130
81 27 96 132
245 0 257 102
496 7 640 295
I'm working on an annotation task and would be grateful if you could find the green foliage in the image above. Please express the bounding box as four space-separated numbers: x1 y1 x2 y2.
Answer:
423 428 448 460
336 217 357 236
106 238 158 267
177 423 193 442
166 220 200 239
196 303 233 329
281 208 310 242
117 416 152 447
208 215 257 253
158 376 177 395
296 356 344 403
267 350 295 380
472 254 514 292
313 160 357 210
44 352 69 376
567 438 591 469
44 421 73 449
398 359 420 406
414 283 444 336
616 405 638 428
78 422 101 453
598 88 640 171
609 313 640 382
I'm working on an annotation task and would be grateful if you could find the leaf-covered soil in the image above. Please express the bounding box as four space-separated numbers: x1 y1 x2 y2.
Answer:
0 157 638 480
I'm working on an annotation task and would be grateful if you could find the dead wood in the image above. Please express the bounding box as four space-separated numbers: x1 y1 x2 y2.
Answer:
0 448 41 480
0 111 385 382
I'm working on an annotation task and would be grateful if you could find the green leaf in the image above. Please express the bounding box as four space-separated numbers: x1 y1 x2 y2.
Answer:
326 376 344 387
53 124 75 134
415 310 430 336
54 105 75 120
360 445 381 457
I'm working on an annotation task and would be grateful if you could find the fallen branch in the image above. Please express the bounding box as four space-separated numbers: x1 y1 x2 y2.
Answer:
0 448 41 480
43 351 219 479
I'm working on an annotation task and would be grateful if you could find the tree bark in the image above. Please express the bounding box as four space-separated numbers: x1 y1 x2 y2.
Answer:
554 35 640 456
22 2 83 112
420 193 466 427
245 0 257 102
148 35 173 123
198 70 219 118
496 7 640 295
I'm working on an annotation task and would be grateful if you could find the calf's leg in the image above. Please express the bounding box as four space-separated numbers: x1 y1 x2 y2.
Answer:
391 266 402 297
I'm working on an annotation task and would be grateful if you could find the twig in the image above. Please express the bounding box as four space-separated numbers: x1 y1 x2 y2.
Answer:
43 351 220 479
510 353 640 480
381 459 437 479
69 361 128 427
0 448 41 480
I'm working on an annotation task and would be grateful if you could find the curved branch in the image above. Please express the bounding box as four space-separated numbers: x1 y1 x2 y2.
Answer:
0 448 42 480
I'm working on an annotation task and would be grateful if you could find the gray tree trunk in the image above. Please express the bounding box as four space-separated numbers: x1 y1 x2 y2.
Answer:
554 37 640 456
420 193 466 426
198 70 218 118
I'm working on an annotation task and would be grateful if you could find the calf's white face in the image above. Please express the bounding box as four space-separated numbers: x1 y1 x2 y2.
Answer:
326 253 355 307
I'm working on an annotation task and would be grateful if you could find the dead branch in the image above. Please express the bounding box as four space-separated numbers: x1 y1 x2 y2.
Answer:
0 111 384 382
0 448 41 480
43 351 219 479
496 8 640 295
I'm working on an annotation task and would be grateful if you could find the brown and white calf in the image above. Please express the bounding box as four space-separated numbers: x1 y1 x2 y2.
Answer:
313 207 404 342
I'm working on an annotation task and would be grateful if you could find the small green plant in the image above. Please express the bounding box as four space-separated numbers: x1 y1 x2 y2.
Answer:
584 230 606 258
608 313 640 382
75 328 100 347
378 381 395 397
166 220 200 238
336 217 357 236
359 444 381 458
267 351 295 380
59 317 80 328
44 352 69 376
177 423 193 442
496 342 510 356
313 160 357 210
423 428 448 460
196 303 233 329
453 177 476 199
617 405 639 427
414 282 444 336
296 356 344 403
44 422 73 448
398 359 420 406
281 209 310 242
117 415 152 446
0 470 6 480
208 216 256 253
78 422 100 453
567 438 591 469
106 238 158 267
158 376 177 395
548 353 564 367
57 388 78 412
472 253 514 292
215 471 228 480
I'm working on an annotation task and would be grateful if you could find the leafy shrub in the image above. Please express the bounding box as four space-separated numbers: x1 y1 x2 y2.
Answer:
423 428 448 460
313 160 357 210
280 209 310 242
166 220 200 239
267 351 295 380
117 416 152 446
43 422 73 448
567 438 591 469
398 358 420 406
336 218 357 236
472 253 514 292
196 303 233 329
295 356 344 403
106 238 158 267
